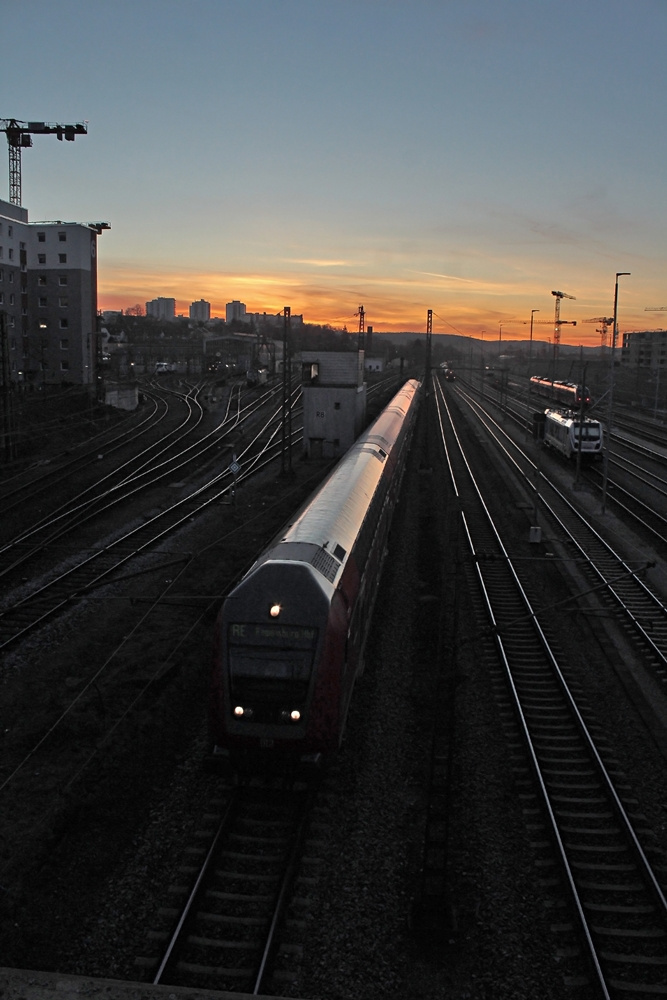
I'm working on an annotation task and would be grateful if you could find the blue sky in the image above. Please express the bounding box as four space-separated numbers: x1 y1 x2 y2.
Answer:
4 0 666 340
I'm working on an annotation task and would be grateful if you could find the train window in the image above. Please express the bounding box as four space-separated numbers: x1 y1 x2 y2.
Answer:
230 651 312 682
229 650 313 706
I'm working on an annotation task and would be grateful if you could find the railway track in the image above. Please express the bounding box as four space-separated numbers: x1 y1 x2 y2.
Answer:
0 378 247 552
448 380 667 685
0 414 304 651
137 782 318 995
435 379 667 996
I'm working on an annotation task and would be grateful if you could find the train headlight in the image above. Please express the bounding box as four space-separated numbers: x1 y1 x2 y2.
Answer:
269 603 281 618
233 705 253 718
280 709 301 723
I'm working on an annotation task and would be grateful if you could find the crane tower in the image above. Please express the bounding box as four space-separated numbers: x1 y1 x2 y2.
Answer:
551 290 576 361
583 317 614 349
1 118 87 206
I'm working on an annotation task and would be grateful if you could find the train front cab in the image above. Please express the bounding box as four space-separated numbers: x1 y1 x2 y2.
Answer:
210 561 349 772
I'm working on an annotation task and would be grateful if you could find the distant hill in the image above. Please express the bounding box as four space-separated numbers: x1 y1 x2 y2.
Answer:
368 331 602 358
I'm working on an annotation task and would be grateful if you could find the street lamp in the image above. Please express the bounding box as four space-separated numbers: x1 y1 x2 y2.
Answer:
601 272 630 514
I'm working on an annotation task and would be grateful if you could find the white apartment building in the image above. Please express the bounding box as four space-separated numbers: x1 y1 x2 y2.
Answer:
0 198 109 386
226 300 246 323
146 297 176 320
189 298 210 322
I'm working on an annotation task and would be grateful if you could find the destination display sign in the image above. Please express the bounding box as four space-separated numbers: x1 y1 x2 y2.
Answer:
228 623 318 647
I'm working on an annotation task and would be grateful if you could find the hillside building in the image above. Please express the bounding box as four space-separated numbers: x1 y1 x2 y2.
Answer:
0 198 109 386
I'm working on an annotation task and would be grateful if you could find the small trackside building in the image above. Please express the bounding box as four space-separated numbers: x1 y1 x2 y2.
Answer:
300 349 367 459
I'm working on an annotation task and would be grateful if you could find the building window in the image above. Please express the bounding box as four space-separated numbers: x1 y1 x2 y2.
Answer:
0 269 3 281
58 297 68 308
9 293 15 305
38 254 46 264
58 275 67 286
8 248 13 260
38 275 46 285
20 242 25 250
8 226 12 237
0 293 3 304
8 272 13 282
334 401 341 410
58 254 67 264
39 320 48 329
58 232 67 242
0 248 3 259
38 232 46 242
60 360 70 372
39 297 47 307
60 338 69 350
59 318 68 329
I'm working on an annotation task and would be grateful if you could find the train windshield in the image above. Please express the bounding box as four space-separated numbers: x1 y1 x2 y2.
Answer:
227 622 319 703
228 649 314 701
574 424 601 440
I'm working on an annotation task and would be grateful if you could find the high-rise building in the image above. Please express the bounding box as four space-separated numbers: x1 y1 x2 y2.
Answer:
190 299 210 322
226 300 246 323
146 297 176 320
0 198 109 386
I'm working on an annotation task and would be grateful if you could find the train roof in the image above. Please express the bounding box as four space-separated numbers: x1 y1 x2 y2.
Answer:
544 408 600 426
245 379 421 588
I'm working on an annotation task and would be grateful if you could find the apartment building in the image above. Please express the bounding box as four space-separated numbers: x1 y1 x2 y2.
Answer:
0 197 109 386
189 298 210 322
146 297 176 320
621 328 667 368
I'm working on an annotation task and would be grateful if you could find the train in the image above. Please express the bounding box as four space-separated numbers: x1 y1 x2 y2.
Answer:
209 378 422 770
246 366 268 387
542 408 604 460
530 376 590 409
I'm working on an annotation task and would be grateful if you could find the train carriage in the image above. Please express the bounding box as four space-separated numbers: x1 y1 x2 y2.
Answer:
209 379 421 770
542 408 603 459
530 376 590 409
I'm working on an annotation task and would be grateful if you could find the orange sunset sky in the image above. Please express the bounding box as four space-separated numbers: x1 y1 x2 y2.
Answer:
5 1 666 347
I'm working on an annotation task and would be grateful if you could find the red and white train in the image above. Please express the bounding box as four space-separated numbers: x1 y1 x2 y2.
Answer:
530 376 590 409
209 379 421 770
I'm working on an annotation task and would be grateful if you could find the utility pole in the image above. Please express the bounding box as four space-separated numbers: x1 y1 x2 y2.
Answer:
426 309 433 394
601 272 630 514
281 306 292 476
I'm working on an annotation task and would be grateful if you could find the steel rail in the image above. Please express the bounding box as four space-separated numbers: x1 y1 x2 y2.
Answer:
435 379 667 997
452 382 667 671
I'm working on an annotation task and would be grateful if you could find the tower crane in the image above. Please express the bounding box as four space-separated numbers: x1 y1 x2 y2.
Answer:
583 317 614 349
1 118 87 207
551 290 576 361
